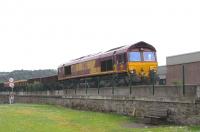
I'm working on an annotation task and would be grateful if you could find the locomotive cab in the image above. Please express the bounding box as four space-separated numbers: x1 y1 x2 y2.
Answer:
127 42 158 82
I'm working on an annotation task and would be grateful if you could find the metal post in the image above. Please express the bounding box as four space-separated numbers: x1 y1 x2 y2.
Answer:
152 70 155 96
182 65 185 96
26 85 27 94
65 81 68 95
129 74 132 95
112 75 114 95
75 80 78 95
85 79 87 94
61 81 64 92
74 85 76 95
97 77 100 95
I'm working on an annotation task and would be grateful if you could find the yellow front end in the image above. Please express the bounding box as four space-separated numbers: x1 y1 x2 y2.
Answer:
127 62 158 80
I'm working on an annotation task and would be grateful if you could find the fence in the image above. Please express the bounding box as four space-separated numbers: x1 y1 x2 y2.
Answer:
0 85 199 99
3 72 158 95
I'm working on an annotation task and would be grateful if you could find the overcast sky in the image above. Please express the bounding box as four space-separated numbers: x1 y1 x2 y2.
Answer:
0 0 199 71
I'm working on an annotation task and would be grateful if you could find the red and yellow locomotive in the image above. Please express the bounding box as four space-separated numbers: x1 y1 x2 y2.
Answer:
58 41 158 85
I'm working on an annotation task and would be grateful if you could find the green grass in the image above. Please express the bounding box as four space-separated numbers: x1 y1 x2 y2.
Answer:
0 104 199 132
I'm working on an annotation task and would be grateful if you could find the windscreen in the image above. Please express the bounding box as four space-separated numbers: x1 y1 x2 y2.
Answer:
128 52 141 61
143 52 156 61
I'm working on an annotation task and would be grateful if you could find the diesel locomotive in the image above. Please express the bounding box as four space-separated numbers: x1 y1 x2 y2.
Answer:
58 41 158 87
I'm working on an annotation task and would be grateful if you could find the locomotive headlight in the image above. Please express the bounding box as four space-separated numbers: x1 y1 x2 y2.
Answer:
141 68 145 76
141 71 145 76
150 66 157 71
130 69 136 74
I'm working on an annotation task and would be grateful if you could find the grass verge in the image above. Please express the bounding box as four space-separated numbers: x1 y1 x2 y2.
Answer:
0 104 199 132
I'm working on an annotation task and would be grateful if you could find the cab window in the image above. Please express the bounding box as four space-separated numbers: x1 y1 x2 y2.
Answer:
129 52 141 62
143 52 156 61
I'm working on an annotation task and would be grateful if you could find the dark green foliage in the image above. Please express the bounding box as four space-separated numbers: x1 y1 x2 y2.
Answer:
0 69 57 82
27 82 44 92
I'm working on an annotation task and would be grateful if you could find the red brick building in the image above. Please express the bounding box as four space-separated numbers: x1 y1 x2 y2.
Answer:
166 51 200 85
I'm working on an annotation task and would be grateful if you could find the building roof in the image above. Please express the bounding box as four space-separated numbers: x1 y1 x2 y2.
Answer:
167 51 200 65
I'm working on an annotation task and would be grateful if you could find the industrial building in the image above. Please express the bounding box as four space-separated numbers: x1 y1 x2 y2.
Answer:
166 51 200 85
